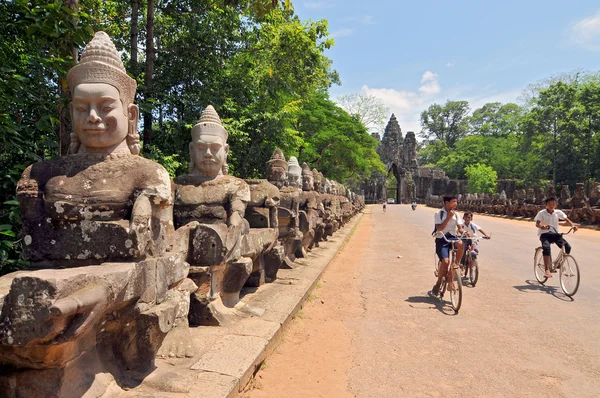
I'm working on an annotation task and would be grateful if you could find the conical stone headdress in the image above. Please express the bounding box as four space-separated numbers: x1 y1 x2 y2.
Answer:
288 156 301 174
301 162 312 176
67 31 136 108
267 148 287 169
191 105 228 142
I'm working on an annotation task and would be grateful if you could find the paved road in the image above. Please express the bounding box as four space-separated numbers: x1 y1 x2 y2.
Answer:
251 205 600 397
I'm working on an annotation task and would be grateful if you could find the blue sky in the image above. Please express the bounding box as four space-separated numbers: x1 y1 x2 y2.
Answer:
293 1 600 133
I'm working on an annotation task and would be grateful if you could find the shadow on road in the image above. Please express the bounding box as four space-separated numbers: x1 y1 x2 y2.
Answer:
405 295 458 315
513 279 573 302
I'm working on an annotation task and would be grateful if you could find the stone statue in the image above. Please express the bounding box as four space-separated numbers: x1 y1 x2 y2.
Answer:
266 148 288 189
0 31 194 397
570 183 586 208
287 156 302 188
499 190 507 205
274 155 303 265
298 163 324 252
559 185 571 207
173 105 255 325
590 181 600 206
525 188 535 204
546 184 556 199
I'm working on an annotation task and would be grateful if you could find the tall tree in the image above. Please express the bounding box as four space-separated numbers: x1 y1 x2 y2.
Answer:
469 102 521 137
419 100 470 147
335 93 390 133
130 0 139 77
143 0 155 147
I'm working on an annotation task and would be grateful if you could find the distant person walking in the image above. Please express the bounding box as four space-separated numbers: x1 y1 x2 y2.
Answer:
383 201 387 212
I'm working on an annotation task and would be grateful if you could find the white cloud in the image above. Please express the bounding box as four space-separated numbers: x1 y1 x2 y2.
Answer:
360 71 443 134
567 10 600 51
446 62 455 67
358 72 522 137
331 28 353 39
418 71 441 95
420 71 437 83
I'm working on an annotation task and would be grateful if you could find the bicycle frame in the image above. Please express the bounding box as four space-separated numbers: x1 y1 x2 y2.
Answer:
433 232 464 312
545 226 575 272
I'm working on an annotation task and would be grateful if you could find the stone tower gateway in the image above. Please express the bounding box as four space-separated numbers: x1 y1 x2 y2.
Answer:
377 114 418 203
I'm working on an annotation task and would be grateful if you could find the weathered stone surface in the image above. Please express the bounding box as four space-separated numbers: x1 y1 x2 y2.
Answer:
0 31 192 398
191 334 268 380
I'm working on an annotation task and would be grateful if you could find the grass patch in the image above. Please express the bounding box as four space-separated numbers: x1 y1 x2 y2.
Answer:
293 309 304 319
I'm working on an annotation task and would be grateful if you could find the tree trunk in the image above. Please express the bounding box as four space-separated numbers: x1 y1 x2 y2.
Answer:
143 0 155 148
58 0 79 156
130 0 139 77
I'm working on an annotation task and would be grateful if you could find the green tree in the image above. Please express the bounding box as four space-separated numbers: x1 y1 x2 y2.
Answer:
465 163 497 194
419 100 470 147
469 102 521 137
294 92 385 181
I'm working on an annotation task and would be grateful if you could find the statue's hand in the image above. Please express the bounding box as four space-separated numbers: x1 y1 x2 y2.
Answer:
132 194 152 232
49 283 109 339
229 212 249 234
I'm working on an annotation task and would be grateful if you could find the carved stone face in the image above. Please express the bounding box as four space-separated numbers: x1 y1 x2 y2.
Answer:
190 134 228 177
287 157 302 188
302 172 313 191
267 165 287 188
71 83 134 153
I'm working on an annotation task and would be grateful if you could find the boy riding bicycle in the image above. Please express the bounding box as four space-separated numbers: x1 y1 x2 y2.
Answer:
430 195 465 297
534 197 579 279
461 212 491 270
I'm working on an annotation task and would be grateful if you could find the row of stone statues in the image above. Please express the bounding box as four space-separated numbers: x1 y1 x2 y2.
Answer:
0 32 364 397
425 182 600 224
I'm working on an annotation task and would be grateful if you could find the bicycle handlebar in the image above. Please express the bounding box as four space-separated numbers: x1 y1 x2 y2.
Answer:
546 225 576 235
434 231 490 243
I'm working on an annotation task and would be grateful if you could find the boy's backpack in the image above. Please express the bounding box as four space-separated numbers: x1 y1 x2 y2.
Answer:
432 209 446 236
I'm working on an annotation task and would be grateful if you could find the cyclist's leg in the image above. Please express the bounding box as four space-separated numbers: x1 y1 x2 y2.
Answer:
540 234 553 277
434 239 450 293
455 240 465 267
556 237 571 254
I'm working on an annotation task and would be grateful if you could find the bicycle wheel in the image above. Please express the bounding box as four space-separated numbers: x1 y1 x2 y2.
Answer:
559 255 580 297
534 247 547 284
469 257 479 287
448 268 462 313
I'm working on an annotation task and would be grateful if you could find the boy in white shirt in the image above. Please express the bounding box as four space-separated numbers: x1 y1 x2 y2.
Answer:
534 196 578 278
431 195 465 296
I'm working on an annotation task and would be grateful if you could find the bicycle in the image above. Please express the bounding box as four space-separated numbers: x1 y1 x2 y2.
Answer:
459 235 490 287
533 226 580 297
432 233 463 313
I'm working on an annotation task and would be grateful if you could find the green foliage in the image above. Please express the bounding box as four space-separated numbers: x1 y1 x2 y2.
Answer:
295 93 385 181
418 72 600 192
469 102 521 137
465 164 497 194
419 100 470 147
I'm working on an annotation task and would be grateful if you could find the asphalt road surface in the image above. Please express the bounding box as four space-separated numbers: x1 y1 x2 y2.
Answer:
250 205 600 398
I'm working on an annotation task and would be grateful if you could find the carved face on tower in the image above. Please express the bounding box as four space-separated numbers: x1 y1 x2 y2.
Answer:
266 148 288 188
301 162 313 192
189 106 229 177
67 31 140 155
287 156 302 188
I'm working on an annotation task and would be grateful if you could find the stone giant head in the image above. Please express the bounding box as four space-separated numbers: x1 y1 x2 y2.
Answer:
189 105 229 177
266 148 288 188
301 162 313 192
287 156 302 188
67 31 140 155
